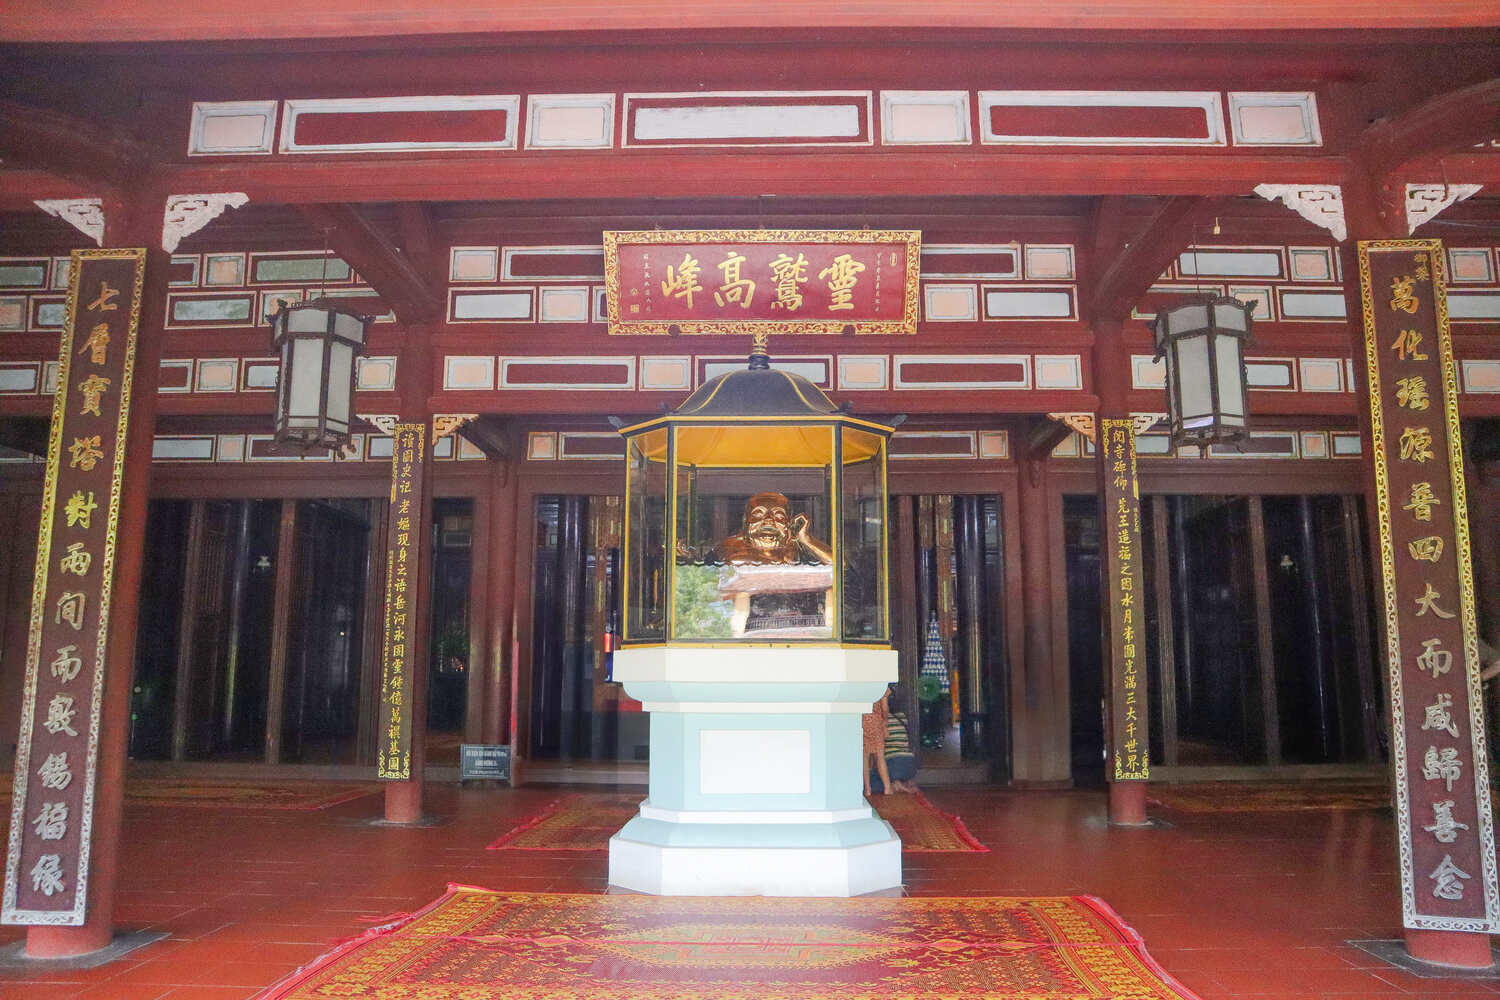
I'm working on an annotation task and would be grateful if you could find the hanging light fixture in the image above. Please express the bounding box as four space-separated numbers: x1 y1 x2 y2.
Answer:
1151 234 1255 447
267 241 370 450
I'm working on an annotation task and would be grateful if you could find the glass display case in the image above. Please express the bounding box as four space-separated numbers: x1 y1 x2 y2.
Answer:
619 344 892 647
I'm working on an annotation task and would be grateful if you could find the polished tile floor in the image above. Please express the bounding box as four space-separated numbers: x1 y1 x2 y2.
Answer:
1 784 1496 999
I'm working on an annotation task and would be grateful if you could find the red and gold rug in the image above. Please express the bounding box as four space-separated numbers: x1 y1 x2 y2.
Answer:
0 774 379 811
488 791 987 852
259 885 1200 1000
1147 780 1391 813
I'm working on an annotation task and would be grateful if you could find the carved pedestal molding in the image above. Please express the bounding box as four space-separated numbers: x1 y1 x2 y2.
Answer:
1253 184 1347 242
432 413 479 440
358 413 401 437
34 198 105 246
1406 184 1483 234
162 193 249 253
1046 412 1166 442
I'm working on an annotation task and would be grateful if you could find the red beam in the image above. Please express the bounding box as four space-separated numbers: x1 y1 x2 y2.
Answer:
3 0 1499 43
1361 77 1500 179
0 99 151 195
1090 196 1224 322
154 150 1350 205
298 203 442 325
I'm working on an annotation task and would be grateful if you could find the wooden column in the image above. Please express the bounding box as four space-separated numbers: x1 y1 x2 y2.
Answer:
465 486 491 745
1014 454 1064 783
381 331 435 824
1093 317 1150 825
169 500 208 761
483 458 517 746
15 200 167 959
1246 496 1281 764
1149 496 1180 766
263 500 298 764
1340 180 1498 966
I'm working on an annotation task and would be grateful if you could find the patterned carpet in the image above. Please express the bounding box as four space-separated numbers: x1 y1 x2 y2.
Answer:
488 791 987 852
1146 780 1391 813
259 885 1201 1000
0 774 380 810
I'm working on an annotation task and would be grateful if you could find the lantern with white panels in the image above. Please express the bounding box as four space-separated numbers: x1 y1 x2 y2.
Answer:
1150 294 1255 447
268 299 370 450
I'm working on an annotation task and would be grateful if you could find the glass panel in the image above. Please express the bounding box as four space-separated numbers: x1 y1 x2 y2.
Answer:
840 428 886 642
625 431 667 642
1175 334 1213 425
288 337 325 420
672 426 835 641
325 342 353 430
1214 333 1245 418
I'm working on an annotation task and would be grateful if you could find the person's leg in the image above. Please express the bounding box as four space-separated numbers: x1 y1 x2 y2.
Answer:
864 752 874 795
873 751 892 796
888 755 917 793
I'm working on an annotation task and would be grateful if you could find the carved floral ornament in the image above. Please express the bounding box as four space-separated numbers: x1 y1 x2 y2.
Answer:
34 199 105 246
161 193 249 253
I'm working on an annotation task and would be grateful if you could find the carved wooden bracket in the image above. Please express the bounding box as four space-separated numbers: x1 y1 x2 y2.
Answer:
357 413 400 436
35 198 104 246
1047 411 1165 442
432 413 478 440
162 193 248 253
1406 183 1483 234
1046 411 1096 441
1253 184 1346 242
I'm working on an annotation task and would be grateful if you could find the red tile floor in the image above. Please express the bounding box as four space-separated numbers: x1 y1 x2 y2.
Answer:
1 784 1496 999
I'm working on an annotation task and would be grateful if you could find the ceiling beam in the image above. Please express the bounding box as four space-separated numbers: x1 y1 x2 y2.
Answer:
456 415 515 461
1360 77 1500 180
0 99 151 196
1089 195 1225 323
297 202 442 326
158 150 1345 206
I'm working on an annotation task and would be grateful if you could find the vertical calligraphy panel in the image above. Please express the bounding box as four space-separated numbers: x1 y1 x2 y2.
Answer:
3 249 146 925
1099 418 1149 782
376 423 427 781
1359 240 1498 932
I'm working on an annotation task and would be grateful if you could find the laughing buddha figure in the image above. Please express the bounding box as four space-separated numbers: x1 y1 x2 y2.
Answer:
716 491 832 566
711 492 834 638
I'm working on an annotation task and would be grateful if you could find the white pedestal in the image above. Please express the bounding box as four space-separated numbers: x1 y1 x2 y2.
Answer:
607 646 901 897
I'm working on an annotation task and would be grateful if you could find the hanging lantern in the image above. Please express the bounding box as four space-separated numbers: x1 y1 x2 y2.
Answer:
268 298 370 450
1151 295 1254 447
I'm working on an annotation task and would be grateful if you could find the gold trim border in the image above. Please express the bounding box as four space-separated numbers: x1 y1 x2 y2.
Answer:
1357 239 1498 934
3 248 147 926
602 230 922 337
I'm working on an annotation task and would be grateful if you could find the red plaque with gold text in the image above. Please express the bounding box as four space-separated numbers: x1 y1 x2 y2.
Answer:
1099 418 1149 782
376 423 426 781
1359 240 1498 932
604 230 920 336
3 249 147 925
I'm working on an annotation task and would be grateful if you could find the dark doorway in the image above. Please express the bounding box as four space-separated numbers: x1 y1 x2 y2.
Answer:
1064 494 1104 786
900 493 1010 780
426 499 474 764
530 495 638 762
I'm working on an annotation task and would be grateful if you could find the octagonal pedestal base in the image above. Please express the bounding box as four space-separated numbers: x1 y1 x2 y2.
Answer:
609 817 901 896
607 645 901 897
